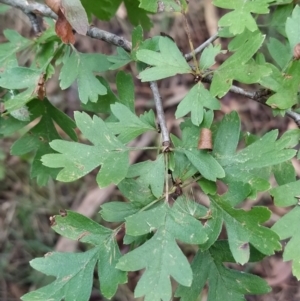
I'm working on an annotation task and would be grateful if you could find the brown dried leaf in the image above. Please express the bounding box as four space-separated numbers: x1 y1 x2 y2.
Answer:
55 9 75 44
45 0 75 44
34 73 46 100
198 128 213 150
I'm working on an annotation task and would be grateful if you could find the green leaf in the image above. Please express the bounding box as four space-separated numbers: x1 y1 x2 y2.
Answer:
116 71 135 112
273 161 296 186
41 112 129 187
175 83 220 126
270 2 293 36
107 103 156 143
272 206 300 280
213 112 296 194
107 47 132 70
169 142 197 182
117 198 207 301
210 195 281 265
198 178 217 195
59 49 111 103
124 0 152 30
213 0 273 35
199 44 225 70
175 241 270 301
0 3 10 13
286 5 300 52
139 0 187 12
184 149 225 181
81 0 122 20
81 76 118 113
137 36 191 81
118 177 156 206
21 211 126 301
0 29 32 72
62 0 89 35
100 201 139 222
8 99 77 186
270 180 300 207
126 154 165 198
263 60 300 109
0 67 42 111
267 37 291 69
210 31 271 97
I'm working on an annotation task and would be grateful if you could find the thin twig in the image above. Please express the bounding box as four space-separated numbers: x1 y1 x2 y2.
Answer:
185 32 219 61
182 13 199 73
150 81 170 146
2 0 300 128
26 12 41 34
0 0 132 51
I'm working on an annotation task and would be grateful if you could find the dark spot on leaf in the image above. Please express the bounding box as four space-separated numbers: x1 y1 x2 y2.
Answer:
59 209 67 217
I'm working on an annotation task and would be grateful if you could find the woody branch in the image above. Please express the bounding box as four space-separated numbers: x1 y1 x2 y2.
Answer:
1 0 300 128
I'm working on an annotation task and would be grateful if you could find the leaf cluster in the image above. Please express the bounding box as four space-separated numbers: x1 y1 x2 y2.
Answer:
1 1 300 301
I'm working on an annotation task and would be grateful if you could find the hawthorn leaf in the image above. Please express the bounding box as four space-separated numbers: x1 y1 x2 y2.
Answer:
210 31 271 97
0 29 32 72
124 0 152 30
139 0 187 12
82 71 134 114
272 206 300 280
175 241 270 301
116 71 135 112
273 161 296 186
59 49 111 103
81 76 118 113
210 195 281 265
175 82 220 126
267 38 291 69
270 180 300 207
106 103 156 143
137 36 192 81
118 177 156 206
118 199 207 301
213 112 296 195
169 143 197 182
100 202 139 222
199 44 225 70
8 99 77 186
21 250 97 301
21 211 126 301
81 0 121 21
0 67 42 111
42 112 129 187
213 0 273 35
184 149 225 181
286 5 300 52
264 61 300 109
126 154 165 198
107 47 132 70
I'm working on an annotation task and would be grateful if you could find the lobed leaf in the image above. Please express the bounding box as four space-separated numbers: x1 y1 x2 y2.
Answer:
42 112 129 187
175 83 220 126
21 211 126 300
118 198 207 301
176 241 270 301
210 31 271 98
59 49 111 103
137 36 192 81
213 0 273 34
